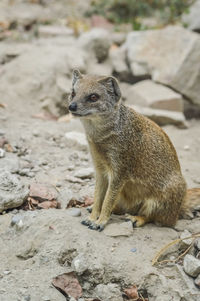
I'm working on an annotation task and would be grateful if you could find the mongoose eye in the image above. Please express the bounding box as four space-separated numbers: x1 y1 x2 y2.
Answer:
71 90 76 98
89 94 99 102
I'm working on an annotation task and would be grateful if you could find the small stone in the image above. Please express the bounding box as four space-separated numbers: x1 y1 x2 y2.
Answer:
184 145 190 151
0 170 28 213
72 253 88 275
104 221 133 237
65 132 88 152
66 208 81 217
74 168 94 179
16 219 24 230
3 270 11 275
29 183 58 202
32 129 39 137
194 274 200 288
0 148 5 158
180 230 193 249
194 238 200 251
183 254 200 277
11 215 23 226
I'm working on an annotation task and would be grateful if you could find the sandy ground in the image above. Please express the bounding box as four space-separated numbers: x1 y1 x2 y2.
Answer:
0 96 200 301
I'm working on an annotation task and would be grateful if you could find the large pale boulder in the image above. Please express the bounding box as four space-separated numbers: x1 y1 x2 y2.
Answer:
126 80 183 112
182 0 200 33
0 40 86 115
125 26 200 107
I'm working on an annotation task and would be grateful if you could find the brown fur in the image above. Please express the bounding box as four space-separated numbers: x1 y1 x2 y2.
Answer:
68 70 200 231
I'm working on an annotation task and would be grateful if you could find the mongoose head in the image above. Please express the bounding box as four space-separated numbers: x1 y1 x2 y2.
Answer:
68 70 121 118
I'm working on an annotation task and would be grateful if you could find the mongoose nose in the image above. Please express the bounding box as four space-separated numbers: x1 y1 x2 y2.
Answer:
69 102 77 112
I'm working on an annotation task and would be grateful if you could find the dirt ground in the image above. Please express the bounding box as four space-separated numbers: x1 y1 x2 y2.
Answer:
0 92 200 301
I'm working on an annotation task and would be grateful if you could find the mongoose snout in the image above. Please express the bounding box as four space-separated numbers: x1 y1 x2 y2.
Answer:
68 102 77 112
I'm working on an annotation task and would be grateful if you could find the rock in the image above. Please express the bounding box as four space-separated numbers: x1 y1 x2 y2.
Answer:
175 264 200 298
129 105 187 128
180 230 193 249
111 32 126 46
0 170 28 213
183 254 200 277
74 168 94 179
182 0 200 33
125 26 200 107
194 238 200 251
109 46 133 82
38 25 73 38
29 183 58 202
65 132 88 151
66 208 81 217
11 215 23 227
126 80 183 112
194 274 200 288
78 28 111 63
104 221 133 237
94 283 123 301
72 253 88 275
0 148 5 158
0 42 86 116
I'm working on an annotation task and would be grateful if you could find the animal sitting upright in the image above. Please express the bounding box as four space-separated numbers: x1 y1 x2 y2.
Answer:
68 69 200 231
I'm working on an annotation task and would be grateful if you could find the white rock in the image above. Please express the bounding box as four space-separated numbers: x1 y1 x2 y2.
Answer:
0 170 28 213
194 238 200 251
104 221 133 237
182 0 200 32
129 105 187 128
66 208 81 217
125 26 200 107
0 148 5 158
194 274 200 288
183 254 200 277
72 253 88 274
126 80 183 112
0 42 86 116
109 46 132 82
74 168 94 179
180 230 193 249
65 132 88 151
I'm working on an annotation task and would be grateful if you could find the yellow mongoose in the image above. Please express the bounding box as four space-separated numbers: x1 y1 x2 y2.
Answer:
68 70 200 231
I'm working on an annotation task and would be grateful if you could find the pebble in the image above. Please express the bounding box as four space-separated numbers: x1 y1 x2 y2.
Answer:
194 238 200 251
74 168 94 179
180 230 193 249
104 221 133 237
3 270 11 275
66 208 81 217
183 254 200 277
194 274 200 288
11 215 23 226
0 148 5 158
184 145 190 151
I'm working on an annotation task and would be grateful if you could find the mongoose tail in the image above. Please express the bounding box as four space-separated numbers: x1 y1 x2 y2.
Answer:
180 188 200 219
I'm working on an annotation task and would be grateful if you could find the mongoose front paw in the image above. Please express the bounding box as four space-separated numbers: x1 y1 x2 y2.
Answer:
88 221 105 232
81 218 93 227
125 214 146 227
86 205 93 213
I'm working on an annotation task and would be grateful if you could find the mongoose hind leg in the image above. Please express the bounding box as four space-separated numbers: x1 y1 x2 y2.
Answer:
125 214 150 227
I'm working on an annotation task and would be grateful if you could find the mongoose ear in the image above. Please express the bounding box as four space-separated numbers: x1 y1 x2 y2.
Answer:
98 76 121 102
72 69 83 86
